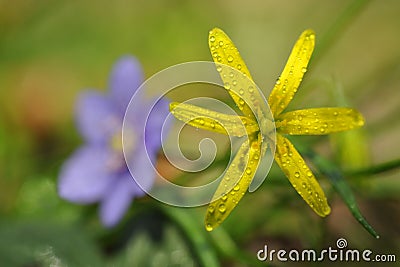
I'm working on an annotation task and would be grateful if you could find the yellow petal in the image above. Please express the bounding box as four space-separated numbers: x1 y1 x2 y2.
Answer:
205 137 261 231
276 108 365 135
274 134 331 217
268 30 315 116
169 102 259 136
209 28 270 122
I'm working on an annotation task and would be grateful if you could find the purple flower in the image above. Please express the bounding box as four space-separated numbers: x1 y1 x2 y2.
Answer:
58 56 169 227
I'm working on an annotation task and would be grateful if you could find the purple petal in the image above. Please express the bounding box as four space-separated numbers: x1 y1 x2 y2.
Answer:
76 91 120 144
128 146 157 195
58 146 115 203
145 98 171 154
109 56 144 112
99 175 137 227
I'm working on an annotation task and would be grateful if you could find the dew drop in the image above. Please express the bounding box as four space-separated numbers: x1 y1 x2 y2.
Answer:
224 82 231 90
297 115 303 121
229 72 234 78
206 223 213 231
218 204 226 213
233 185 240 191
320 127 325 133
248 86 254 93
302 182 307 189
239 89 244 95
221 195 227 201
199 119 205 125
237 64 242 70
210 122 216 128
219 40 224 46
333 111 338 116
276 79 281 85
294 172 300 178
232 80 237 86
212 52 218 58
227 55 234 63
246 168 252 175
210 36 216 42
208 205 215 213
216 66 222 72
301 67 307 73
306 171 312 178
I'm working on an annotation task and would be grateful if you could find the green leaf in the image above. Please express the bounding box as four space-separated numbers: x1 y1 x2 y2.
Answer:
109 225 196 267
303 149 379 238
162 207 220 267
0 220 103 267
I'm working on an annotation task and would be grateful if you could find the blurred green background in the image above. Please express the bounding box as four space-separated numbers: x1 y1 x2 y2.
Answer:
1 0 399 266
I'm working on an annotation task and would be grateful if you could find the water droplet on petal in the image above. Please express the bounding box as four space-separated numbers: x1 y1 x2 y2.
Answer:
227 55 234 63
218 204 226 213
301 67 307 73
237 64 242 70
246 168 252 175
224 82 231 90
208 205 215 213
248 86 254 93
219 40 224 46
233 185 240 191
307 171 312 178
210 36 216 42
206 223 213 231
294 172 300 178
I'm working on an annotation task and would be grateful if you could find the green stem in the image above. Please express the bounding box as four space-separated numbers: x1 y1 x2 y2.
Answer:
348 158 400 177
209 228 267 266
161 206 220 267
300 147 379 238
313 0 371 63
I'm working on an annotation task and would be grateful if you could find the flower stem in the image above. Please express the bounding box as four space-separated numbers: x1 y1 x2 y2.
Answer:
301 147 379 238
313 0 371 63
161 206 220 267
348 158 400 177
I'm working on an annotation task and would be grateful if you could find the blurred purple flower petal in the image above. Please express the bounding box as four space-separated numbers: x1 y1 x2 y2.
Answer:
109 56 144 112
58 146 114 203
76 91 120 144
99 176 135 227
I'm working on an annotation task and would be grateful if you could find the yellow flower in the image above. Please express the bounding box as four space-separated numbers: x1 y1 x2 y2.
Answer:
170 28 365 231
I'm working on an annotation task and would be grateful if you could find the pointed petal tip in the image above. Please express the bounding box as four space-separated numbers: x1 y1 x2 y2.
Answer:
169 102 179 112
